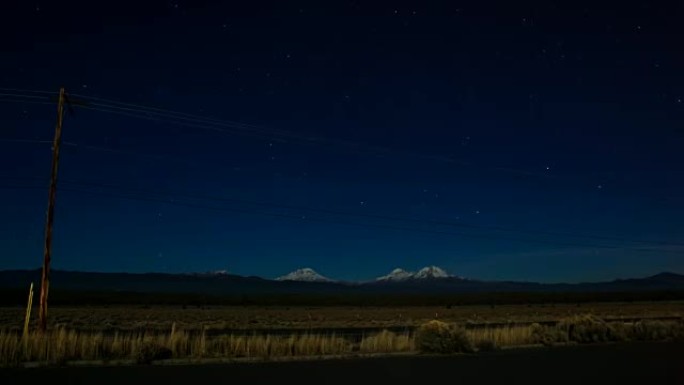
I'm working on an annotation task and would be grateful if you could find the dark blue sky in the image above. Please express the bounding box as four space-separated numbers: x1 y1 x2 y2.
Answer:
1 0 683 282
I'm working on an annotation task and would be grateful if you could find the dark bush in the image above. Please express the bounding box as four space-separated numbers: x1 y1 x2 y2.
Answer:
531 323 568 346
630 321 684 341
607 321 630 342
559 315 613 343
415 320 474 354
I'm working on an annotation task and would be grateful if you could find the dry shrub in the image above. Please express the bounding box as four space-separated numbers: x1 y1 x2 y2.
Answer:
558 315 615 343
415 320 473 354
608 321 630 341
530 323 568 346
630 321 684 341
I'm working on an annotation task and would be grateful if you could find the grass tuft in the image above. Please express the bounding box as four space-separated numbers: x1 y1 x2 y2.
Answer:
359 330 413 353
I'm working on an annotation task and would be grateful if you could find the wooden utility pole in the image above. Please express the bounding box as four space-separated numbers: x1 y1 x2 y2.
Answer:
38 87 65 331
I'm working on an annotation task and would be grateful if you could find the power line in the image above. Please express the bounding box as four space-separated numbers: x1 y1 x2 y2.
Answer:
0 87 57 95
0 185 45 190
0 93 51 100
50 184 684 255
70 94 331 145
0 91 630 185
4 174 681 250
0 98 56 107
63 177 684 248
4 172 684 248
74 104 280 142
0 138 52 144
67 94 570 180
0 90 679 246
69 92 262 130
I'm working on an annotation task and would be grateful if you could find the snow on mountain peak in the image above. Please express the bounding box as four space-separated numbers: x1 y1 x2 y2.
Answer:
413 266 450 279
376 268 413 281
276 268 332 282
376 266 453 281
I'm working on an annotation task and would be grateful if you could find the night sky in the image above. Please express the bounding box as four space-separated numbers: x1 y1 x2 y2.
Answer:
1 1 683 282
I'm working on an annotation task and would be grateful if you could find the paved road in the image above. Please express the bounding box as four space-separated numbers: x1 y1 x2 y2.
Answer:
2 342 683 385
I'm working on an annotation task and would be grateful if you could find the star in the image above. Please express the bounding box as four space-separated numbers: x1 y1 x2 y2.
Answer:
545 166 551 171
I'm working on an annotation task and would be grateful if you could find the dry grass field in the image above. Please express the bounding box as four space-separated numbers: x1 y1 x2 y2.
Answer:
0 301 681 332
0 301 681 366
1 315 682 366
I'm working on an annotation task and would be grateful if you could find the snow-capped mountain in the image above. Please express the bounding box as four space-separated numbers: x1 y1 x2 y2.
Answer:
376 266 453 281
414 266 450 279
276 268 332 282
376 268 414 281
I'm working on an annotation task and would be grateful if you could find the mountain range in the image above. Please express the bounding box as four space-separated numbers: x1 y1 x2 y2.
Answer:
275 266 456 283
0 267 683 296
276 268 332 282
376 266 458 281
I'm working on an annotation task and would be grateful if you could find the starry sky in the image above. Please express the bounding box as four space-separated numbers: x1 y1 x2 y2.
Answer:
1 0 683 283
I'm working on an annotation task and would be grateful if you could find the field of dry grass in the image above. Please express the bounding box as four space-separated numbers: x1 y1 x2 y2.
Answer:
0 301 681 366
0 327 415 366
0 324 544 366
0 301 681 332
2 316 682 367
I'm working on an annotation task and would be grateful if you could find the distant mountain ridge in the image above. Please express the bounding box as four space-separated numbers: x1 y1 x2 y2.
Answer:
0 268 682 296
376 266 462 281
276 268 332 282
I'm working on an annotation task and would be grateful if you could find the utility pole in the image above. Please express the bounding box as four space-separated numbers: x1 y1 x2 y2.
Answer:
39 87 65 331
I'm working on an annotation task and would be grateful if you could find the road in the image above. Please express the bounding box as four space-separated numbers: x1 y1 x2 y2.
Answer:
1 342 682 385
